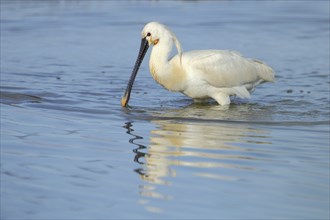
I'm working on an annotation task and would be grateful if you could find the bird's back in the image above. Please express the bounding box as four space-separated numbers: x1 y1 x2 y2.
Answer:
182 50 275 88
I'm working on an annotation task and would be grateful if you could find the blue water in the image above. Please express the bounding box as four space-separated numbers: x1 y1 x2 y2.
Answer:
1 1 329 219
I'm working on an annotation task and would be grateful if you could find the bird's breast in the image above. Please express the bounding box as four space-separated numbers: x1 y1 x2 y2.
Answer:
149 62 187 93
149 63 162 85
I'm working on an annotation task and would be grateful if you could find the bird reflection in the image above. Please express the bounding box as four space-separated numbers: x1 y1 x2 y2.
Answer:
124 121 173 213
124 109 272 213
123 121 175 185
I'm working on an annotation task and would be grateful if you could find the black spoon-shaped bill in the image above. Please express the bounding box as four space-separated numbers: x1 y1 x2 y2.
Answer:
121 37 149 107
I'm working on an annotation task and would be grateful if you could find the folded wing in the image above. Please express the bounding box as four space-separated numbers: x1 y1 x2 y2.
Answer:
186 50 275 88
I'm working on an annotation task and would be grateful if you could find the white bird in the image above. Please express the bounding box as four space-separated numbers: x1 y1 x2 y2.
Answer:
121 22 275 107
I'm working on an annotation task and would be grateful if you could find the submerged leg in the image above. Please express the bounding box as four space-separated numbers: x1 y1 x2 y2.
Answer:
193 98 209 103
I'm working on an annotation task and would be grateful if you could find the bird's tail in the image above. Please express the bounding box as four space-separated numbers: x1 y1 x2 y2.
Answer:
253 59 276 82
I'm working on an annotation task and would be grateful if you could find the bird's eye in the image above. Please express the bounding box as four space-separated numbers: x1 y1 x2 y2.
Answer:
146 32 151 37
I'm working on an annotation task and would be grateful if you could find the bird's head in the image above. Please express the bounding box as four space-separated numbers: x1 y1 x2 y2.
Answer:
141 22 162 46
120 22 182 107
141 22 182 54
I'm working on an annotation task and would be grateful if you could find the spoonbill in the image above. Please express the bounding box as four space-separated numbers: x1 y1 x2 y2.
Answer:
121 22 275 107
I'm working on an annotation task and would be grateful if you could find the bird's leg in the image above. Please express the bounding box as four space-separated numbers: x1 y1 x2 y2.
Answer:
211 93 231 106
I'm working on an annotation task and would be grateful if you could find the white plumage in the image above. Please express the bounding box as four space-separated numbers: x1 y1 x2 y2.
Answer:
121 22 275 107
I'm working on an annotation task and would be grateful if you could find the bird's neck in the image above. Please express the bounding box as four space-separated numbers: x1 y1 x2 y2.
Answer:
149 38 173 84
149 38 186 92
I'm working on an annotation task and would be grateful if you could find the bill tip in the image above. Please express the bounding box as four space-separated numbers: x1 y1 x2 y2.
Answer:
121 95 128 107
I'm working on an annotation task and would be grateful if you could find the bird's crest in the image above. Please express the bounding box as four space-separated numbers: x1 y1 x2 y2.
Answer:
171 32 183 66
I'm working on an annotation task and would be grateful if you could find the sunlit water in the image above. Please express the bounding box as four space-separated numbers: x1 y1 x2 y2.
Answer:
1 1 329 219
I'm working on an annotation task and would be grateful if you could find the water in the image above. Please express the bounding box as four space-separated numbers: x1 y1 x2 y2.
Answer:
1 1 329 219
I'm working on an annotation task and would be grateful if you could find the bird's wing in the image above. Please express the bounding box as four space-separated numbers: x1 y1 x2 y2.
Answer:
185 50 263 88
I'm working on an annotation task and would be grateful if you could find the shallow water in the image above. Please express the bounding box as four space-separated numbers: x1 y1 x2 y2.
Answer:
1 1 329 219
